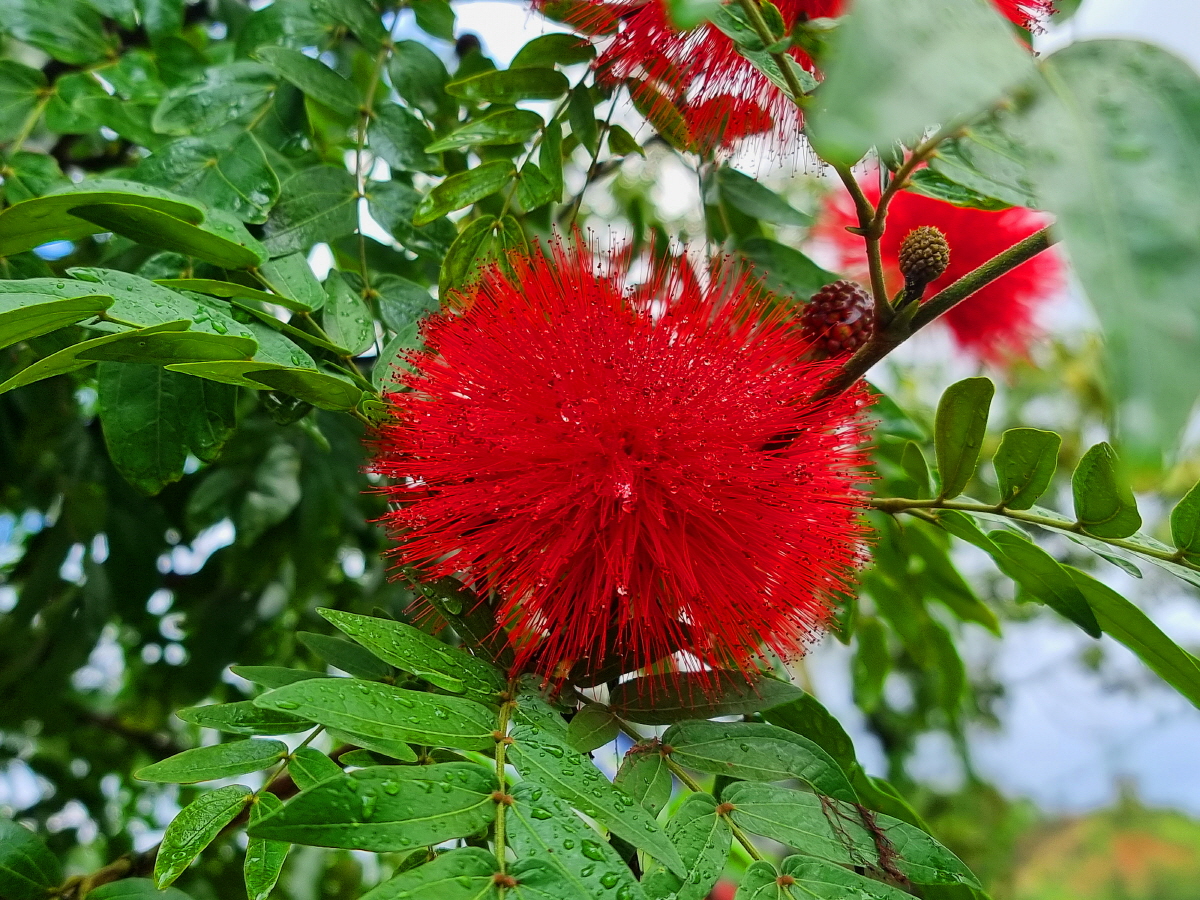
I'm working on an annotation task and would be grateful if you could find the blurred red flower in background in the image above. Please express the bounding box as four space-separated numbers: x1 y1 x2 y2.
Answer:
552 0 1054 155
814 179 1062 362
372 241 873 683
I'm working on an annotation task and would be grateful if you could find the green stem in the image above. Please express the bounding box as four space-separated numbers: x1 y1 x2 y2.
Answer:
734 0 807 104
832 163 893 324
494 697 515 877
872 495 1200 573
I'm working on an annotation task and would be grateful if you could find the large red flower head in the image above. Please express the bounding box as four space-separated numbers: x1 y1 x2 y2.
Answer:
372 240 873 684
554 0 1054 156
814 179 1062 362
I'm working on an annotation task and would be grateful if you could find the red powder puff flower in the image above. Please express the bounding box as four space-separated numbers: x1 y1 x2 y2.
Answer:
558 0 1053 156
814 178 1062 362
371 240 873 684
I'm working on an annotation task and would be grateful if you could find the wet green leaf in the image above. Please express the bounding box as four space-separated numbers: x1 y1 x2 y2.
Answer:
248 763 497 851
0 290 112 351
71 203 267 268
446 68 569 105
614 743 673 818
426 109 543 153
136 133 280 224
566 704 619 753
994 427 1060 509
507 723 686 875
780 856 913 900
87 879 193 900
511 34 595 69
245 794 289 900
136 739 288 783
414 162 514 226
258 252 326 312
296 631 392 680
177 701 313 736
255 46 361 117
642 793 731 900
611 672 804 725
320 270 374 356
506 781 646 900
761 694 859 772
287 747 342 790
153 62 277 135
264 167 359 257
154 785 251 888
359 847 499 900
0 61 46 143
986 531 1101 637
1171 481 1200 556
663 720 856 802
254 678 497 750
318 608 505 702
369 105 442 174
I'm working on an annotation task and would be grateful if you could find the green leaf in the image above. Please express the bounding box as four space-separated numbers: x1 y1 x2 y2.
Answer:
153 62 277 135
511 34 596 69
248 763 497 851
0 179 204 257
1171 482 1200 557
389 41 452 120
366 181 456 258
566 703 619 753
934 376 994 499
136 739 288 783
733 861 787 899
809 0 1032 164
168 361 364 411
414 162 514 226
567 84 599 154
508 858 593 900
985 531 1101 638
740 238 836 300
0 61 46 143
0 0 114 65
662 720 856 803
264 167 359 257
374 325 419 391
1067 566 1200 708
325 728 417 763
852 617 890 713
506 781 647 900
760 695 858 772
87 879 193 900
1020 41 1200 452
0 290 113 351
900 441 933 499
411 0 456 41
780 856 913 900
368 275 434 331
507 723 686 875
514 162 555 211
724 782 979 887
71 203 268 268
254 678 497 751
904 168 1012 211
97 365 236 494
177 701 313 736
296 631 392 680
320 270 374 356
231 666 325 689
154 785 252 888
288 747 342 790
258 253 327 312
440 215 497 295
2 151 67 205
317 608 505 703
136 133 280 224
716 167 811 226
614 743 673 818
359 848 499 900
0 321 254 396
607 124 642 158
928 117 1039 210
994 427 1060 509
539 118 564 201
369 105 442 174
245 794 289 900
426 109 543 153
255 46 361 117
610 672 804 725
0 820 62 900
446 68 569 105
642 793 731 900
1071 442 1142 538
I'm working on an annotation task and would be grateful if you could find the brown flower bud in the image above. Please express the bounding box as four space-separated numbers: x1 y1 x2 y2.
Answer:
898 226 950 299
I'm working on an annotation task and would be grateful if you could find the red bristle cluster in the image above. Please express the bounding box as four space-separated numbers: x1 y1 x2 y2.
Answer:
814 175 1062 362
372 241 873 685
539 0 1053 157
800 280 874 356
